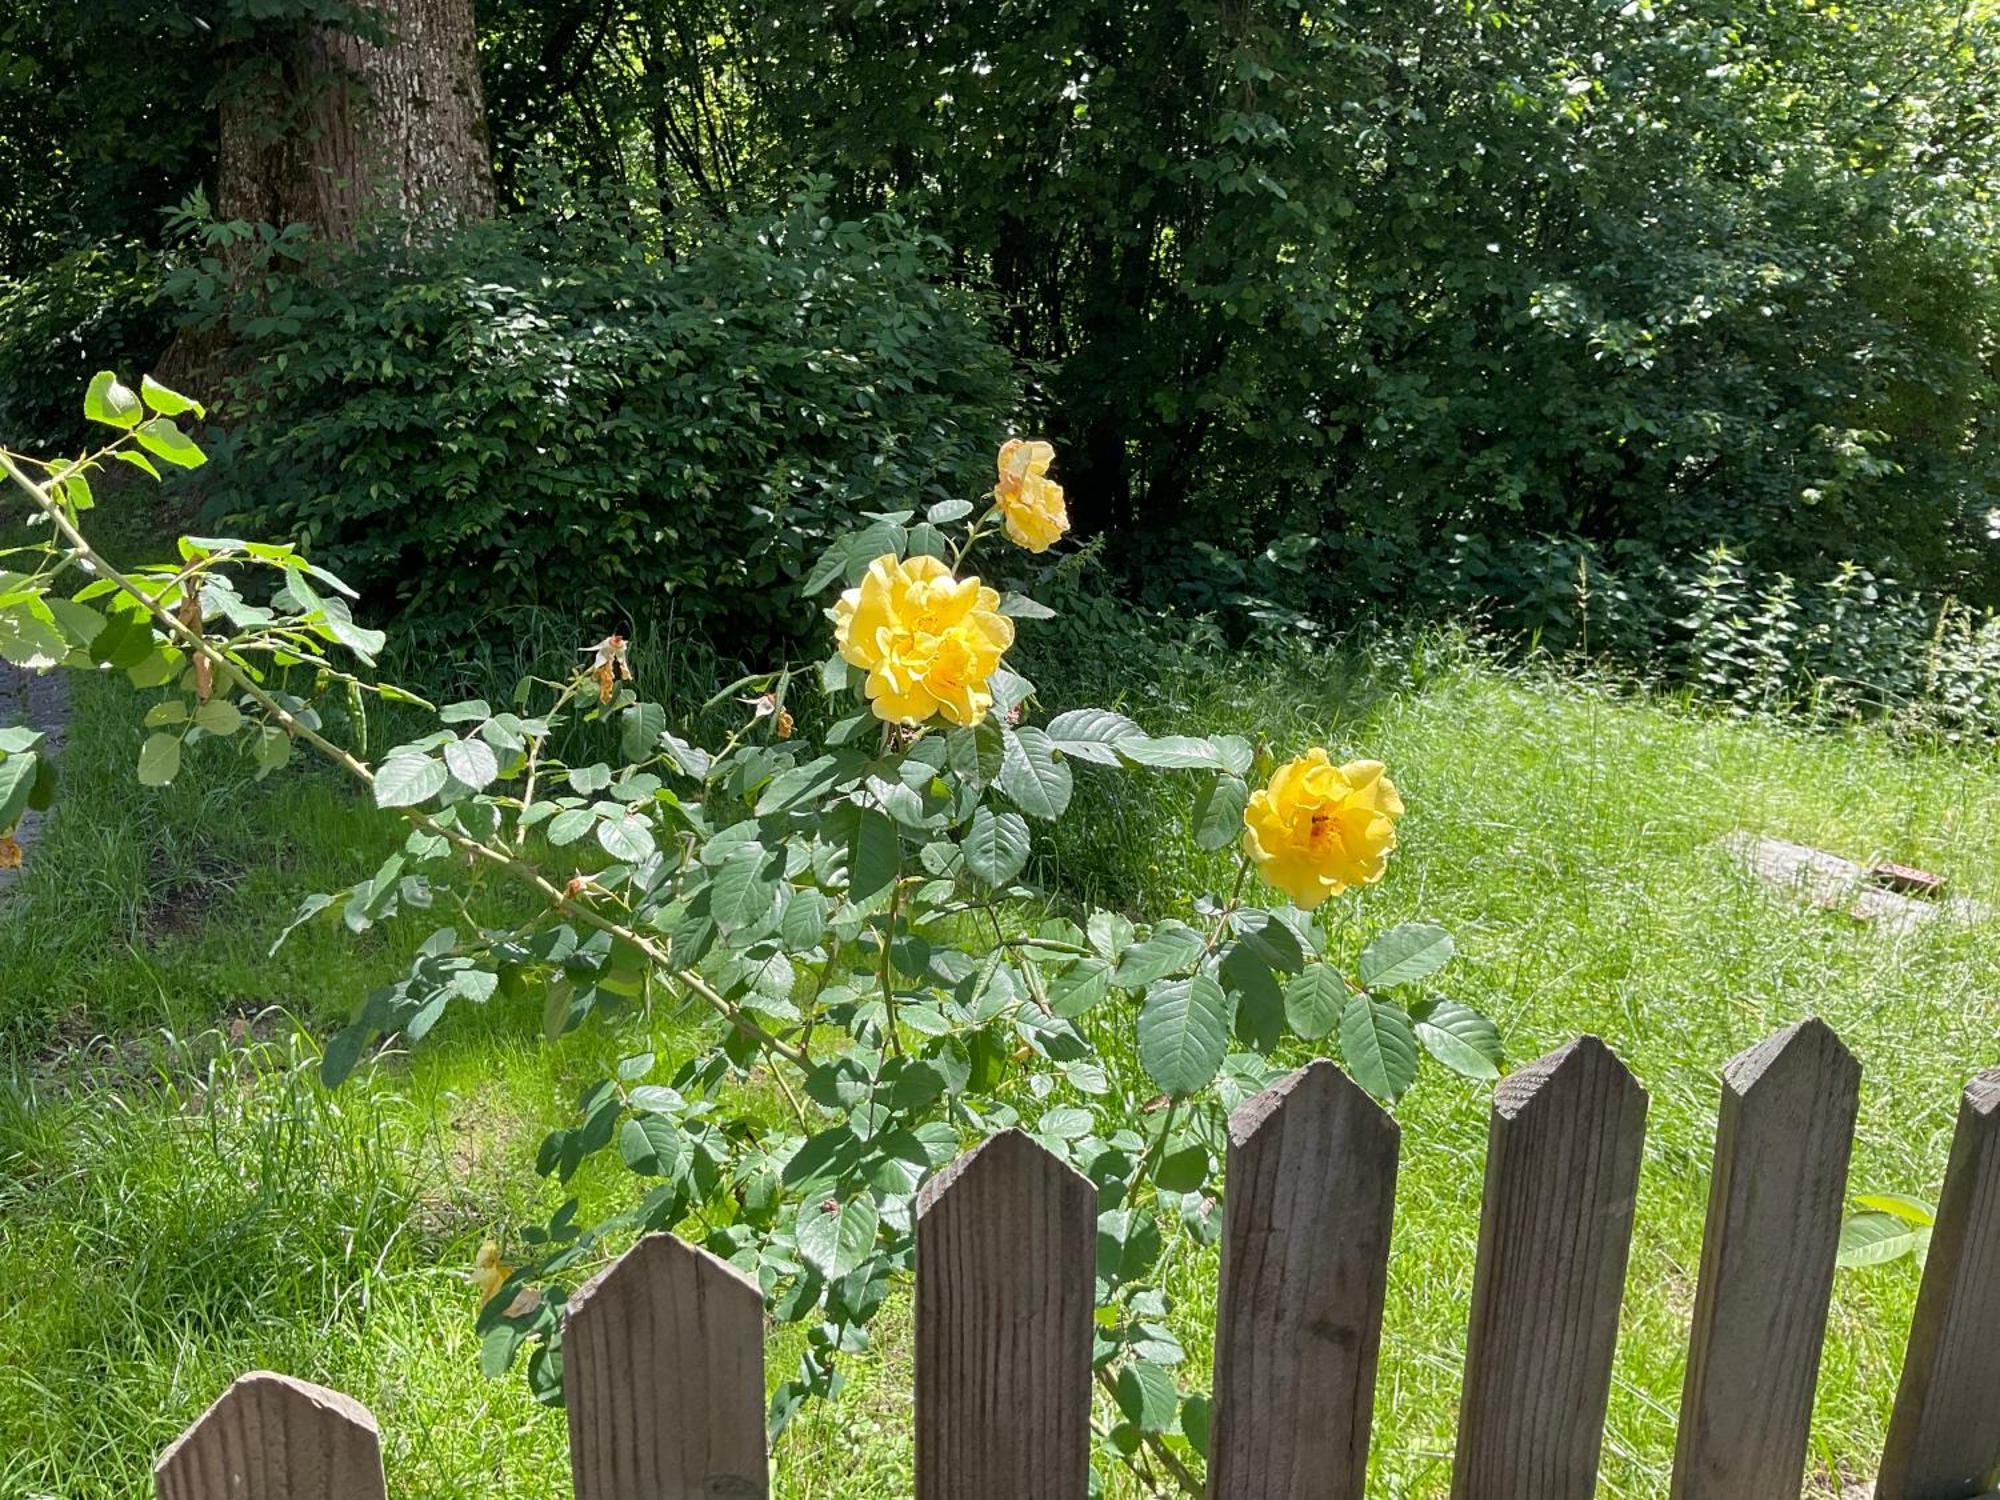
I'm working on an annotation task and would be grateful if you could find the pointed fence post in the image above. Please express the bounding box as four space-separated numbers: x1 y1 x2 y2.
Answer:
564 1232 769 1500
1451 1035 1649 1500
915 1128 1095 1500
154 1372 386 1500
1207 1059 1399 1500
1877 1068 2000 1500
1672 1017 1860 1499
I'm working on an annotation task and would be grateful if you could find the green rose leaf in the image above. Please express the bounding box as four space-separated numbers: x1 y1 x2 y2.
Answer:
1191 772 1249 851
847 805 900 902
375 753 448 808
618 1115 685 1178
1283 964 1346 1040
597 810 656 863
444 736 500 790
1045 707 1141 766
1357 922 1455 990
796 1194 879 1280
1115 1359 1180 1435
1138 973 1230 1096
712 843 782 931
1340 994 1420 1103
192 698 242 737
1412 996 1503 1080
961 805 1031 886
996 726 1072 820
1113 921 1205 989
1115 734 1225 770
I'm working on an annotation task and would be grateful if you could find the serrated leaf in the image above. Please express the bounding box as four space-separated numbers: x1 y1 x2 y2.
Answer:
1049 956 1112 1018
1357 922 1455 989
1045 707 1141 766
444 737 499 789
1115 734 1225 770
1113 922 1205 988
1413 997 1502 1080
1138 974 1230 1096
1191 773 1249 851
1340 994 1420 1102
927 497 974 524
848 805 900 901
597 810 656 863
620 701 666 762
618 1115 685 1178
712 843 782 931
1283 965 1346 1039
996 726 1071 819
961 805 1031 886
1115 1360 1179 1435
375 754 448 808
796 1194 879 1280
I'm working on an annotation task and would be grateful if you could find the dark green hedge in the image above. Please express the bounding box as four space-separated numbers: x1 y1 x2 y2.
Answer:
201 199 1020 652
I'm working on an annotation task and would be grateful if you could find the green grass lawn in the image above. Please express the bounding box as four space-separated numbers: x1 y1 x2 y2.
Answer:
4 636 1997 1499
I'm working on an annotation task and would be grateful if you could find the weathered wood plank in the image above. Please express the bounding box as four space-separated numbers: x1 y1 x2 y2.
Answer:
1672 1017 1860 1499
154 1372 386 1500
915 1127 1095 1500
1451 1035 1649 1500
1207 1059 1399 1500
1877 1068 2000 1500
565 1232 768 1500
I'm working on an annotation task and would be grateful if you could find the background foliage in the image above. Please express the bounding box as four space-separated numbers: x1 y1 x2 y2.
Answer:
194 198 1018 647
5 0 1997 662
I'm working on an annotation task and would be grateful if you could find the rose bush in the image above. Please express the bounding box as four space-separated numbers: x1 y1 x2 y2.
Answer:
0 376 1503 1492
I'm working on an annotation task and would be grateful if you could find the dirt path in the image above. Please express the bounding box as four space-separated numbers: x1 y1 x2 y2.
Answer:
1 664 70 895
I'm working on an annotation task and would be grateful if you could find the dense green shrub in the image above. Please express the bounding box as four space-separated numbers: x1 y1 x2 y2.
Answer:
0 243 167 450
199 197 1020 651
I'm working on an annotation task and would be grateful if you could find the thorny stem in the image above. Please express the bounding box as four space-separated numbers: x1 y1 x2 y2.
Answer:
1 447 809 1070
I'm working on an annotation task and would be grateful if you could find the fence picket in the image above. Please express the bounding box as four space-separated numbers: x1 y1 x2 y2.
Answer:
564 1231 768 1500
1877 1067 2000 1500
1207 1059 1399 1500
915 1127 1095 1500
1672 1017 1860 1498
1451 1035 1649 1500
153 1371 386 1500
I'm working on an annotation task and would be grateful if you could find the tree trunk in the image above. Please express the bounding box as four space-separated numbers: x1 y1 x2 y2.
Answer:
217 0 494 245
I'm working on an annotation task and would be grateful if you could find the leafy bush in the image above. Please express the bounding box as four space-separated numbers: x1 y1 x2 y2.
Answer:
0 242 167 451
6 379 1495 1493
198 196 1020 653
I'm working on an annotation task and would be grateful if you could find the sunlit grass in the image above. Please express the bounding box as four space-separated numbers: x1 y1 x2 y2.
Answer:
5 635 1997 1497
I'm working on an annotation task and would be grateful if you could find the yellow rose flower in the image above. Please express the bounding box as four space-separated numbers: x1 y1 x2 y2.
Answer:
1242 750 1404 910
831 553 1015 727
471 1239 511 1307
993 438 1070 553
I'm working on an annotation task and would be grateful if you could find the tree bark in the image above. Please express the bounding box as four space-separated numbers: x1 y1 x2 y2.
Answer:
217 0 494 245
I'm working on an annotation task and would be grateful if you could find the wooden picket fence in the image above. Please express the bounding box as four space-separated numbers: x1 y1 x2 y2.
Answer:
154 1020 2000 1500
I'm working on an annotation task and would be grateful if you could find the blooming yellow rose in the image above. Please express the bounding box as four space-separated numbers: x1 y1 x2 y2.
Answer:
471 1239 511 1307
831 553 1015 727
1242 750 1404 909
994 438 1069 553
